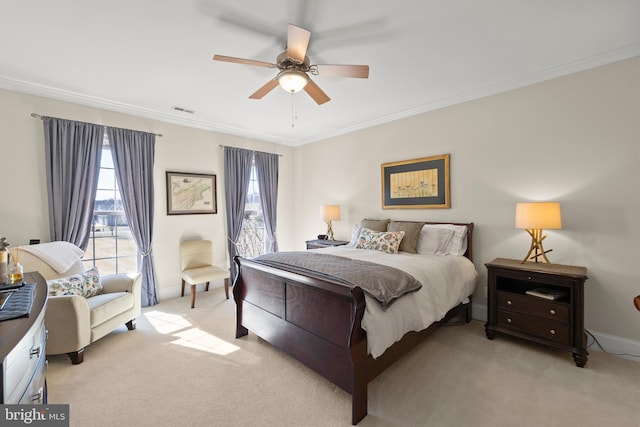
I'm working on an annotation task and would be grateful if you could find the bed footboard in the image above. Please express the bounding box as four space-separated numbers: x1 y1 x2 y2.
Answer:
233 256 369 424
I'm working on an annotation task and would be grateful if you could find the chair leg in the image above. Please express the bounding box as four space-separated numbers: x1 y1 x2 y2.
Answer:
67 348 84 365
224 278 229 299
190 284 196 308
205 281 210 292
181 279 186 297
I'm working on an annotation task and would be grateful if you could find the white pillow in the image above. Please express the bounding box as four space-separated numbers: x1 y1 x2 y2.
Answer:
418 224 468 256
346 224 361 248
417 226 454 255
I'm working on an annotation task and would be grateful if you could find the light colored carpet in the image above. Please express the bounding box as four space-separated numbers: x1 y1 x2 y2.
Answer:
46 288 640 427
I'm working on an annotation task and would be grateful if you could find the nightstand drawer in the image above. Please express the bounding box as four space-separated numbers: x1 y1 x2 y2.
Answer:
495 267 577 288
497 291 569 322
497 310 570 345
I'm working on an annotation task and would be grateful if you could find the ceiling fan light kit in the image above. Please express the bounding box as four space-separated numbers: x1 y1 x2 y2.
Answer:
213 23 369 105
278 69 308 93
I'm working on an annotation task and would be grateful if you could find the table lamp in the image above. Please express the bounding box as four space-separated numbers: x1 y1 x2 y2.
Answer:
515 202 562 263
321 205 341 241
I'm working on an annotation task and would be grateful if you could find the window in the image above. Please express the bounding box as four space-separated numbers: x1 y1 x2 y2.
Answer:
82 134 137 275
236 161 265 258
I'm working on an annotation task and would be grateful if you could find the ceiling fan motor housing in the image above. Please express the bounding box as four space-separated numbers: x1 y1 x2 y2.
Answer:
277 51 310 72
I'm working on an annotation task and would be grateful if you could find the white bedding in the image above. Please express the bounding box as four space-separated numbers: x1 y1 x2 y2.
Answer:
316 246 478 358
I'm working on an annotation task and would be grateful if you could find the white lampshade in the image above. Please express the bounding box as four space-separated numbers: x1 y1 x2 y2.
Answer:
515 202 562 230
321 205 341 222
278 69 309 93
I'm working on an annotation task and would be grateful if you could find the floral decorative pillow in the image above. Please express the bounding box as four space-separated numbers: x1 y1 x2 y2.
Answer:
47 267 102 298
356 228 405 254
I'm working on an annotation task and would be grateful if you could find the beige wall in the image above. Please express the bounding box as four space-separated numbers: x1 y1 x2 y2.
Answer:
1 56 638 348
294 56 640 344
0 89 296 300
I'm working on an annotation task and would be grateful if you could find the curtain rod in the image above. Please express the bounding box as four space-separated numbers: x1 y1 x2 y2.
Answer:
30 113 163 137
218 144 283 157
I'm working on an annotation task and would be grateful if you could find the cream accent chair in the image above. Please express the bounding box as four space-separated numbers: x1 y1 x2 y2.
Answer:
180 240 229 308
19 243 141 364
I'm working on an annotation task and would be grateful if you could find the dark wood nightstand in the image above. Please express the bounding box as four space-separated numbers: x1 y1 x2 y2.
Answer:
485 258 588 367
306 239 349 249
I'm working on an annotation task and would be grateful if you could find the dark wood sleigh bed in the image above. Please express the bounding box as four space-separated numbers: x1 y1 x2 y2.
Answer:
232 222 474 425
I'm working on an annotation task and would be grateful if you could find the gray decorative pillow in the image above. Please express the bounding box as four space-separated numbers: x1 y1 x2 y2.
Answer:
360 218 390 232
387 221 425 254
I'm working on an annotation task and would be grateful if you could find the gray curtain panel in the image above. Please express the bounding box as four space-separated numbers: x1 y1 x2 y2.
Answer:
43 117 103 250
224 147 253 280
107 127 159 307
254 151 279 253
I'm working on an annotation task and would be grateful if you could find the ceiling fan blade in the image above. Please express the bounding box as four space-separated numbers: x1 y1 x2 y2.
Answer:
213 55 276 69
303 79 330 105
249 79 279 99
287 24 311 63
316 64 369 78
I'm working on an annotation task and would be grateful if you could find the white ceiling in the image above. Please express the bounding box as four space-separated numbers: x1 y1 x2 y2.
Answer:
2 1 639 146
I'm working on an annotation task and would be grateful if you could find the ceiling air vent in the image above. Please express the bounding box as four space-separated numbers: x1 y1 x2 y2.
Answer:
173 106 195 114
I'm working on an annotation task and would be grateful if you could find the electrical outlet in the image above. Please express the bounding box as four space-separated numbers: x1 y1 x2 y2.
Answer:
484 286 488 298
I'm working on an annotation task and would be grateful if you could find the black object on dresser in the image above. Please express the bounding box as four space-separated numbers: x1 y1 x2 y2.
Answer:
305 239 350 249
485 258 588 367
0 271 48 403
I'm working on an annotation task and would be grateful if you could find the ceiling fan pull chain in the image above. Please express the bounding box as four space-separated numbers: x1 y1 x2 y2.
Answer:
291 92 296 128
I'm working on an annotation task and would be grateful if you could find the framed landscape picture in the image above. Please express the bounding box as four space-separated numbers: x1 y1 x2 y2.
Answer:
381 154 450 209
166 171 217 215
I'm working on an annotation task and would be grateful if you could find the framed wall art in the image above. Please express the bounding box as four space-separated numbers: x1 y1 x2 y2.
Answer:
381 154 450 209
166 171 217 215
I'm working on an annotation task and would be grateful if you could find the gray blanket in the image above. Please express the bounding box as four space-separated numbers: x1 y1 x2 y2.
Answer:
252 251 422 307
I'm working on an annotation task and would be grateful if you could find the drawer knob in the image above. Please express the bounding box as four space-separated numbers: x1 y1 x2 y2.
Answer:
550 329 556 335
31 387 44 402
528 276 532 280
30 345 41 359
507 318 512 323
507 300 512 305
549 309 556 315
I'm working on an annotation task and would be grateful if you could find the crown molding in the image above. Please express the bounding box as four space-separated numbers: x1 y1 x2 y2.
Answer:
0 76 295 145
2 44 638 147
300 44 640 145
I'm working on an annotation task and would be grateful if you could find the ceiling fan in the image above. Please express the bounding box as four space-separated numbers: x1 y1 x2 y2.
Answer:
213 23 369 105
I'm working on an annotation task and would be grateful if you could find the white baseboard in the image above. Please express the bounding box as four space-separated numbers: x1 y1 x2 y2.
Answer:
585 330 640 363
471 303 640 363
471 302 488 323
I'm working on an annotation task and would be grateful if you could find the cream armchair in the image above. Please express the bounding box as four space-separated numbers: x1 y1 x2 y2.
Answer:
18 242 141 364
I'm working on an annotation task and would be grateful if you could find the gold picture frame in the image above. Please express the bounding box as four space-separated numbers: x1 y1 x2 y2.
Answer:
381 154 450 209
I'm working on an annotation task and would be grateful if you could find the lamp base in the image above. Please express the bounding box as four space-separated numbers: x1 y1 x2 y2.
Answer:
522 229 552 263
325 221 335 241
